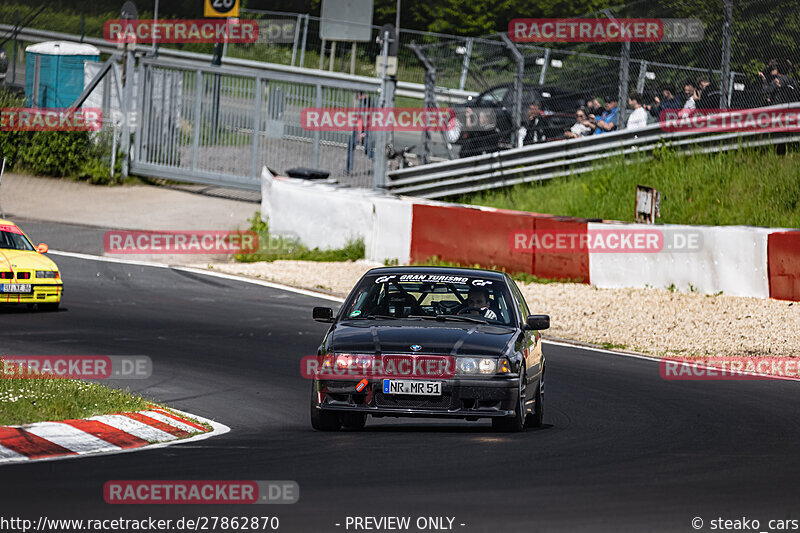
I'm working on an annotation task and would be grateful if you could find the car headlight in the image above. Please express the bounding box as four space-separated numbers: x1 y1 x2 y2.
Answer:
478 358 496 374
35 271 59 279
457 357 498 375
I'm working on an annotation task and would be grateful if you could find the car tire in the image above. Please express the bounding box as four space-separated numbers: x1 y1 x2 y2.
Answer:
492 369 526 432
310 382 341 431
525 370 544 428
38 302 60 312
341 413 367 430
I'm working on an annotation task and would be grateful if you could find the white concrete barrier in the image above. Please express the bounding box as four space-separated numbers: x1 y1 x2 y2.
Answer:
261 168 412 263
588 222 774 298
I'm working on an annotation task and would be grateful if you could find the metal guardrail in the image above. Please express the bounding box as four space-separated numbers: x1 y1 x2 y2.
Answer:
386 107 800 198
0 24 477 103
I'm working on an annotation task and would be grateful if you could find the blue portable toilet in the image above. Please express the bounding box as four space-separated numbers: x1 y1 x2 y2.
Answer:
25 41 100 108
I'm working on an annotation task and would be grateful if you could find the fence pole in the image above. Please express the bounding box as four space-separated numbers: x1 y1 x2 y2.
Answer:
373 31 390 189
618 41 630 129
251 78 263 177
290 15 301 66
191 69 203 171
727 73 735 107
313 84 321 168
298 14 309 68
719 0 733 109
120 51 135 177
409 42 435 164
538 48 550 85
636 60 648 94
11 10 18 86
458 38 473 91
80 15 85 43
500 33 524 147
319 39 326 70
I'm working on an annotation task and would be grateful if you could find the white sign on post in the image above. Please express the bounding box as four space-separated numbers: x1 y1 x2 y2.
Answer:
320 0 374 42
375 55 397 76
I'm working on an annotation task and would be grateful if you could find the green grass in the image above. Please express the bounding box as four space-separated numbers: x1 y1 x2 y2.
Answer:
460 147 800 228
0 377 150 426
235 214 365 263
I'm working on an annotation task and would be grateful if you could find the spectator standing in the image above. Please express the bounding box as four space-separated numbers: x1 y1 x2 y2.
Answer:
593 96 619 135
760 59 797 104
586 97 603 119
626 93 648 129
522 101 547 145
649 86 683 119
681 80 698 115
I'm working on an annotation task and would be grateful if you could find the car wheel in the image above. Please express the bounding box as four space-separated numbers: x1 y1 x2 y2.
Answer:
38 302 60 312
310 382 341 431
492 368 526 432
341 412 367 430
525 369 544 428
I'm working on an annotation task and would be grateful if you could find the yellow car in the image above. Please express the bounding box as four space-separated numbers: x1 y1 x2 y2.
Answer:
0 219 62 311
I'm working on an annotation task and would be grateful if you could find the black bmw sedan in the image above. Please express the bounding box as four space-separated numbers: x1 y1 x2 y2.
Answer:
309 267 549 432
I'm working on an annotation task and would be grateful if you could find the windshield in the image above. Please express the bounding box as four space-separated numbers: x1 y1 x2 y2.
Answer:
343 273 516 325
0 227 34 251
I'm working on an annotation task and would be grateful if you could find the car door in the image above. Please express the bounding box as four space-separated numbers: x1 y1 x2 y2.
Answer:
506 276 540 385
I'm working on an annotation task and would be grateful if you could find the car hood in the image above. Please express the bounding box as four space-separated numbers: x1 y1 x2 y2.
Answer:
0 249 58 271
330 322 516 357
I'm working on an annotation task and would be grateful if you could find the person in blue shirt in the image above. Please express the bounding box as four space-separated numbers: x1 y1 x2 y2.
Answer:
593 96 619 134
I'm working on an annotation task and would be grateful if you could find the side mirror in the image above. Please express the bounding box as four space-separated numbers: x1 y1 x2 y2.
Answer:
36 243 49 254
313 306 334 323
525 314 550 331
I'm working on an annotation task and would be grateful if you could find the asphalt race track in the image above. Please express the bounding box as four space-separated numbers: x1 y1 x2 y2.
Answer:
1 221 800 532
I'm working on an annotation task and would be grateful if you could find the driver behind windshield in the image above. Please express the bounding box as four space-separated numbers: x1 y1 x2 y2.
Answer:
466 287 498 320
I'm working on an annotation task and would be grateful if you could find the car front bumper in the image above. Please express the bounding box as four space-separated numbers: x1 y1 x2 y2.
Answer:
0 283 63 304
313 377 520 419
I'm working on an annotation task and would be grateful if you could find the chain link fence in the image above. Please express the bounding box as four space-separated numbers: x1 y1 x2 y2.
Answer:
403 0 800 160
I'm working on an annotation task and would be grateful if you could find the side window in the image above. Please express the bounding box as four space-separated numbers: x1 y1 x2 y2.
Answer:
478 87 508 106
507 277 530 323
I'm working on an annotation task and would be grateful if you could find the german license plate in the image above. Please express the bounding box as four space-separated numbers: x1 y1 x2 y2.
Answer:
1 284 31 293
383 379 441 396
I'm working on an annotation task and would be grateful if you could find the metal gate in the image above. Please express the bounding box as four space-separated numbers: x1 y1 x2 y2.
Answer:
131 57 379 190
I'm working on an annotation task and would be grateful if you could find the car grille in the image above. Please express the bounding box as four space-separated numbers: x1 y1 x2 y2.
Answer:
373 392 453 410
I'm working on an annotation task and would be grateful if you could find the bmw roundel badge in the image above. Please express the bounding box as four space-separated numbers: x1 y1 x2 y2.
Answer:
410 344 422 352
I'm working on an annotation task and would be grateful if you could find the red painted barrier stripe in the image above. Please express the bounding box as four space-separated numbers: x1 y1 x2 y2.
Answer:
122 413 191 438
0 427 76 459
768 231 800 301
148 408 207 432
61 419 149 449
